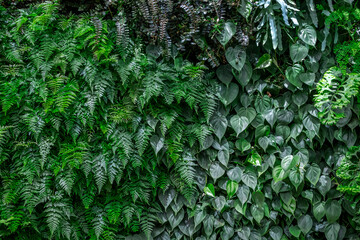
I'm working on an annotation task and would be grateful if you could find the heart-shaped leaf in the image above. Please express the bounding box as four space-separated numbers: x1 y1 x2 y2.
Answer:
217 21 236 46
230 115 249 136
226 46 246 71
299 24 317 46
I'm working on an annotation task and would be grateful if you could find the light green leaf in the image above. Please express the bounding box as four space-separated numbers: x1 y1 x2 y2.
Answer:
289 226 301 238
255 54 272 69
226 180 239 198
204 184 216 197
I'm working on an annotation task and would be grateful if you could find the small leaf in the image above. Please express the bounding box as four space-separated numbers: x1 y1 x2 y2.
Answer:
306 164 321 185
298 214 313 234
255 54 272 69
289 226 301 238
204 184 216 197
226 180 239 198
235 139 251 152
251 204 264 224
316 175 331 197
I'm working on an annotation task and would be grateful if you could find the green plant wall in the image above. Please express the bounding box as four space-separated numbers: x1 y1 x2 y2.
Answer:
0 1 360 240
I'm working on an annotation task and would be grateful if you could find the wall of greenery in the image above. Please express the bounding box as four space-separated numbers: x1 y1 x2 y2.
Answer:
0 0 359 239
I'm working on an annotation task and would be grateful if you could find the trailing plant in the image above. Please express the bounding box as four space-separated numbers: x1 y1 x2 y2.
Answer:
1 1 360 240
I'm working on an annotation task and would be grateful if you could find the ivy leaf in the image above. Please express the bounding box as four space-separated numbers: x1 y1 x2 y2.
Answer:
213 196 226 211
217 21 236 46
255 54 272 69
227 167 243 182
289 168 303 190
247 150 262 166
306 164 321 185
218 83 239 106
230 115 249 136
289 226 301 238
209 162 226 182
237 185 250 205
167 208 185 229
286 64 304 89
299 24 317 46
216 65 233 86
298 214 313 234
226 180 239 198
316 175 331 197
252 191 265 206
313 202 326 222
204 184 216 197
273 165 289 182
159 188 176 210
299 72 316 86
241 170 257 190
263 109 277 128
303 114 320 133
290 43 309 62
251 205 264 224
225 45 246 71
234 62 253 87
325 200 341 223
235 138 251 152
269 226 283 240
281 155 298 171
210 113 228 140
325 223 340 240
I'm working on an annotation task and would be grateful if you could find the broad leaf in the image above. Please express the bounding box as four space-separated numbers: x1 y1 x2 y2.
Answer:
226 46 247 71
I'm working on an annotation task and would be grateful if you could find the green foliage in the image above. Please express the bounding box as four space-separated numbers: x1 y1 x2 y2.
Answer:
1 1 360 240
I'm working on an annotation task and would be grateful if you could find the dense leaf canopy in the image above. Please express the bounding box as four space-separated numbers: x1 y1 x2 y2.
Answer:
0 0 360 240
